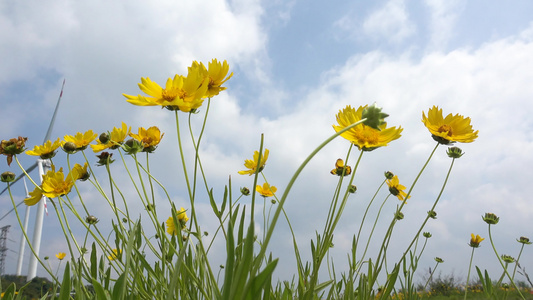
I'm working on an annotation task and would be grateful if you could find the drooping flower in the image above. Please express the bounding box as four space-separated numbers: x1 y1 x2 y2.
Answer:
422 106 478 144
238 149 269 175
64 130 98 151
129 126 164 153
469 234 484 248
166 207 189 235
123 63 209 112
91 122 131 152
56 252 66 260
0 136 28 166
333 105 402 151
330 159 351 176
70 163 90 181
194 59 233 97
108 248 121 261
24 165 82 206
256 182 277 197
387 175 410 201
26 138 64 159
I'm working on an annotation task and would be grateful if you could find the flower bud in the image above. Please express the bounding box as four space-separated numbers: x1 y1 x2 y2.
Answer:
348 185 357 193
62 142 78 154
446 146 464 158
434 257 444 263
271 199 276 204
362 103 389 131
240 187 250 196
96 152 114 166
482 212 499 225
423 232 432 238
99 133 109 144
395 211 404 220
427 210 437 219
384 171 394 180
0 171 16 183
44 256 49 260
85 215 99 225
501 254 515 264
203 231 209 236
123 138 143 155
146 204 155 211
517 236 532 245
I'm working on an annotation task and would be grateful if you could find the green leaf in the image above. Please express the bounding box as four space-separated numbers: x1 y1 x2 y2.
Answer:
91 242 98 279
92 278 111 300
112 272 127 300
58 262 71 300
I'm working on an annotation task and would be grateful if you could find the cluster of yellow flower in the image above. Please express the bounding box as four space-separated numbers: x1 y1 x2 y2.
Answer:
123 59 233 112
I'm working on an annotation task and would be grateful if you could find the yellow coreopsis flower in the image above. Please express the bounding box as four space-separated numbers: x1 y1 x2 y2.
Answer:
129 126 164 152
56 252 66 260
238 149 269 175
24 165 81 206
469 234 484 248
26 138 64 159
387 175 410 201
330 159 352 176
70 163 90 181
333 105 402 151
256 182 277 197
422 106 478 144
123 63 209 112
91 122 131 152
166 207 189 235
64 130 98 150
108 248 121 261
194 59 233 97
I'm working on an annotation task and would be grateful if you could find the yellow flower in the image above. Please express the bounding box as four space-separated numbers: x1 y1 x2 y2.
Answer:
24 165 81 206
387 175 410 201
166 207 189 235
64 130 98 150
90 122 131 152
469 233 484 248
26 138 64 159
330 159 352 176
129 126 164 152
422 106 478 144
194 59 233 97
123 63 209 112
256 182 277 197
108 248 121 261
333 105 402 151
56 252 66 260
70 163 90 181
238 149 269 175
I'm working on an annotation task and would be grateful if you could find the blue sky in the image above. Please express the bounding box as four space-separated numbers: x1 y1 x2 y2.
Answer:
1 0 533 287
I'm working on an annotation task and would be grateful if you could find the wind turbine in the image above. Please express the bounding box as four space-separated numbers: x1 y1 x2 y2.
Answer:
0 79 65 280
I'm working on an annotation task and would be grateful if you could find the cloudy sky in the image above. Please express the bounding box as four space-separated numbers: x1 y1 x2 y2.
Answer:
2 0 533 287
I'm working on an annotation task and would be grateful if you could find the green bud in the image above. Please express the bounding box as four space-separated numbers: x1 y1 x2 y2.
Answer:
123 138 143 155
428 210 437 219
240 187 250 196
0 171 16 183
362 103 389 131
446 146 464 158
434 257 444 263
384 171 394 180
85 215 99 225
517 236 532 245
271 199 276 204
99 133 109 144
395 211 404 220
423 232 432 238
348 185 357 193
501 254 515 264
62 142 78 154
482 212 499 225
96 152 114 166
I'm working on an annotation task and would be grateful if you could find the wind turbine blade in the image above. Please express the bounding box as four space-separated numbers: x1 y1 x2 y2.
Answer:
43 79 66 143
0 162 38 196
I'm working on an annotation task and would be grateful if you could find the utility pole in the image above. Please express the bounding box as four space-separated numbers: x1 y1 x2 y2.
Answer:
0 225 11 276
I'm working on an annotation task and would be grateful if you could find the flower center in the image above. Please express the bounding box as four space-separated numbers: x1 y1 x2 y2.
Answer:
437 124 453 136
354 127 379 145
161 88 178 102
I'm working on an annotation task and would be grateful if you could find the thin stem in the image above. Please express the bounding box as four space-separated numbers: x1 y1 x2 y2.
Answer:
464 247 475 300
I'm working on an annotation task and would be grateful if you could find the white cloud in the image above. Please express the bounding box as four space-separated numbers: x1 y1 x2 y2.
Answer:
362 0 415 43
423 0 465 50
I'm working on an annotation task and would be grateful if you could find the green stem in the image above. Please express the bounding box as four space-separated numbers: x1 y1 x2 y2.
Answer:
464 247 476 300
488 224 525 299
